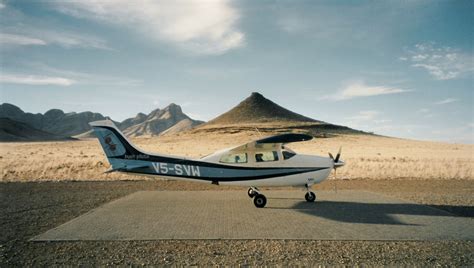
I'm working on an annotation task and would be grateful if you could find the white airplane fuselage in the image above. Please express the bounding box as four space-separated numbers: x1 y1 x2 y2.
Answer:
139 154 334 187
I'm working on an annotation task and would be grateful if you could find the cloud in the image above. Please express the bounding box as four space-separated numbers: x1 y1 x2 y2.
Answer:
342 110 436 140
434 98 458 105
322 81 409 101
346 110 392 124
0 30 111 50
275 2 432 47
428 124 474 144
0 3 111 50
402 42 474 80
343 110 395 136
50 0 244 55
0 33 47 46
416 108 434 118
278 16 311 34
346 110 379 121
27 63 143 87
0 74 76 86
40 30 111 50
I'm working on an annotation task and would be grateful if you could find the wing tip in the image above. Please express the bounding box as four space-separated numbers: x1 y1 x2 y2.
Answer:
89 119 117 128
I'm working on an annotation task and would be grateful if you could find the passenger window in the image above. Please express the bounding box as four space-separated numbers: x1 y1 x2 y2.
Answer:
283 150 296 160
255 151 279 162
220 153 247 164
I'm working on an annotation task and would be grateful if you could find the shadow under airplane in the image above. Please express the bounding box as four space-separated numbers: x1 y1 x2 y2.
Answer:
266 200 473 225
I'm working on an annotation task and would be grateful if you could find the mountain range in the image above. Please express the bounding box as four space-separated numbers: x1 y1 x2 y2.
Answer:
0 92 363 141
0 102 203 141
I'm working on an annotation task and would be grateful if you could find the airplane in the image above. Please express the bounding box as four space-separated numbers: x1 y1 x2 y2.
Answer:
89 120 345 208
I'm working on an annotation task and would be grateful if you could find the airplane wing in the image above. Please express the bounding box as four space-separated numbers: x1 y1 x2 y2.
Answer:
255 133 313 144
229 133 313 152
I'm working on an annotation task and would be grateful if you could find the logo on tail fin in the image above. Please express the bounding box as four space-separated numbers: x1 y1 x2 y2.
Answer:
104 134 117 151
93 128 126 157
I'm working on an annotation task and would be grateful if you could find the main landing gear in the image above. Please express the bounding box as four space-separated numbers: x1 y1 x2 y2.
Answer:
248 187 267 208
248 186 317 208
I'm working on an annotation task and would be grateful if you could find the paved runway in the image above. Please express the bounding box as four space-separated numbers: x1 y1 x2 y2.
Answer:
32 190 474 241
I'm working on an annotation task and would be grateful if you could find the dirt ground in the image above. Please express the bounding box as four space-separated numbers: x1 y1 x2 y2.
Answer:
1 179 473 266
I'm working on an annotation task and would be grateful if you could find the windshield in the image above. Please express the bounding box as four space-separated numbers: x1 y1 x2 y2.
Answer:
282 150 296 160
255 151 279 162
281 146 297 160
220 153 248 164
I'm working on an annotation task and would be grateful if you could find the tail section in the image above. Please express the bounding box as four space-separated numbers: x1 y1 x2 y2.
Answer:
89 120 144 169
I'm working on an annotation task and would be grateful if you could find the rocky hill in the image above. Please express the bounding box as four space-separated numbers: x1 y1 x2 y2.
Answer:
0 103 107 137
0 118 74 142
196 92 364 137
207 92 319 124
121 103 204 137
160 118 203 136
118 112 147 130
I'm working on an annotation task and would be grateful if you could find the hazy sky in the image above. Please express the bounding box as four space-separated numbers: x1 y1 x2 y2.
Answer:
1 0 473 143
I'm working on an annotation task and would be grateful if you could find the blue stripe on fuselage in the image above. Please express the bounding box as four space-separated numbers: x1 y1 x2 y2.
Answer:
111 158 329 182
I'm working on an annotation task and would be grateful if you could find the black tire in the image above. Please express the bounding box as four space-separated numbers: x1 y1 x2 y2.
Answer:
253 194 267 208
247 188 256 198
305 191 316 202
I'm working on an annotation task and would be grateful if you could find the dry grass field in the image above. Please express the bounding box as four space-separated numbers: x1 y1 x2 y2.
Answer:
0 131 472 182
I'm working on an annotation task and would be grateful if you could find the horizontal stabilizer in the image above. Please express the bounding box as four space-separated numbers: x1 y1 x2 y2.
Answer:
105 164 149 174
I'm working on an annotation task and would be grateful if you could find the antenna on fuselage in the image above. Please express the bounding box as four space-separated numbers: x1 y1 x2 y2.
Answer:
254 127 262 137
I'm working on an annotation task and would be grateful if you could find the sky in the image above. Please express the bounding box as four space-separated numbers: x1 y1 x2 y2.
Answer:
0 0 473 143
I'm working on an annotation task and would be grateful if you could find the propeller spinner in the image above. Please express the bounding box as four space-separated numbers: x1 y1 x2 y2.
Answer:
329 147 344 168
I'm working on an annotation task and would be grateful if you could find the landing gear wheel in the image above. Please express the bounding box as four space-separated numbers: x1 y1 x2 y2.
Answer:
247 188 257 198
253 194 267 208
305 191 316 202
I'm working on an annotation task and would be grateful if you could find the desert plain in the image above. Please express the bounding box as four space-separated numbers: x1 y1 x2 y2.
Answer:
1 129 472 182
1 130 473 266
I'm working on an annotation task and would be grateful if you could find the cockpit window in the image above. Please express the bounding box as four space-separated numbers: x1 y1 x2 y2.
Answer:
220 153 247 164
282 150 296 160
255 151 279 162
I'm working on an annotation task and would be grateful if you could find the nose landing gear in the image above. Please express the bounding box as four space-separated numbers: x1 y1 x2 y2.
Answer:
305 191 316 202
304 182 316 202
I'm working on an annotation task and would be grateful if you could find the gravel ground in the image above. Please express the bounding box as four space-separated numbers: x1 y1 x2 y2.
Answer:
1 179 473 266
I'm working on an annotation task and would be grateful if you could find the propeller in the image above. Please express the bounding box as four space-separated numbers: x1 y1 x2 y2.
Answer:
329 147 342 163
328 147 344 193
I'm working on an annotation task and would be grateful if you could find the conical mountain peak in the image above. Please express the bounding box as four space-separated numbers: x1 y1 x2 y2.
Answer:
163 103 182 113
207 92 318 125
